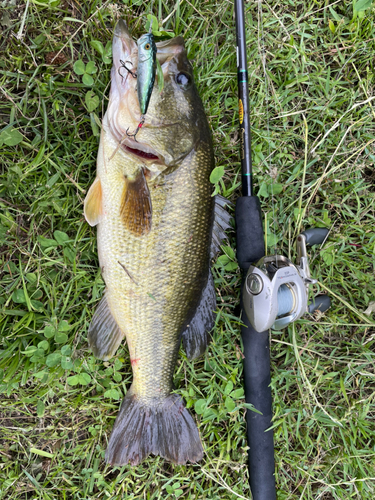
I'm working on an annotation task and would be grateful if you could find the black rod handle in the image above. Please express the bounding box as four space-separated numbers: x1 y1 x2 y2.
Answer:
236 199 276 500
235 196 265 270
241 312 277 500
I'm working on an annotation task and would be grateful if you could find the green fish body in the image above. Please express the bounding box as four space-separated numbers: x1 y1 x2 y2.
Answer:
83 20 230 466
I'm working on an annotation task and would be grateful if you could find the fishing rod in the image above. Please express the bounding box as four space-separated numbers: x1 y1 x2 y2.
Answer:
233 1 330 499
234 1 276 497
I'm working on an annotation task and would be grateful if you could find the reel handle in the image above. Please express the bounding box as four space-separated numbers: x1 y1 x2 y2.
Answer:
297 227 329 273
301 227 329 247
308 294 331 314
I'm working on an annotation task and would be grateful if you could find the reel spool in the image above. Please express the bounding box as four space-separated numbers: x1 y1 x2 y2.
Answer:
243 228 331 332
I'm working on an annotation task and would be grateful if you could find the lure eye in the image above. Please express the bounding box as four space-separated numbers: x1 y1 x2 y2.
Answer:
175 72 191 88
145 43 151 50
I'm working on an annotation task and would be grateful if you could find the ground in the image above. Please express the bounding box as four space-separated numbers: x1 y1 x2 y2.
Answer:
0 0 374 499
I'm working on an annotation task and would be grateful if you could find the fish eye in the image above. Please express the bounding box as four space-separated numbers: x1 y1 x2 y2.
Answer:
176 72 191 87
145 43 151 50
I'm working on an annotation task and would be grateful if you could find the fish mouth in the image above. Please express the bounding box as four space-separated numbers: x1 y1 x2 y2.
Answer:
107 114 166 164
125 145 159 161
120 138 162 163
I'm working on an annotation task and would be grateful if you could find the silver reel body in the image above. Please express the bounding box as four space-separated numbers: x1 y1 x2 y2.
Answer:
243 232 325 332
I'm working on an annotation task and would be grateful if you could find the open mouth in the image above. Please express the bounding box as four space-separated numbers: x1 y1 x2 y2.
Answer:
108 113 162 162
124 144 159 161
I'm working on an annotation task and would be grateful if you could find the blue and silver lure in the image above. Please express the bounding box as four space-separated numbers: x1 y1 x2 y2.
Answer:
137 33 157 116
125 33 157 140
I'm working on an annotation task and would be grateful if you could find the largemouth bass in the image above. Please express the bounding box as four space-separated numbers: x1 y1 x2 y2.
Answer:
84 20 230 466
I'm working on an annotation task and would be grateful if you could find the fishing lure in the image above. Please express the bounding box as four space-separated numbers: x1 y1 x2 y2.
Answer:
126 33 157 141
137 33 157 115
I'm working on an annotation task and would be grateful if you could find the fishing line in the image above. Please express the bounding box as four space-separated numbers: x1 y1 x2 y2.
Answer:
277 284 295 316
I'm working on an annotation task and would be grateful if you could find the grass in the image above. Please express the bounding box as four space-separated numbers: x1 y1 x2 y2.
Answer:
1 0 375 498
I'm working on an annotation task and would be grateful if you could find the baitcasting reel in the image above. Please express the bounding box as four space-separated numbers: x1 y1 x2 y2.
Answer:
243 227 331 332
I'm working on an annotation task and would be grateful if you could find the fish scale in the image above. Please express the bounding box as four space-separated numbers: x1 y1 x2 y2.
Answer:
98 137 213 401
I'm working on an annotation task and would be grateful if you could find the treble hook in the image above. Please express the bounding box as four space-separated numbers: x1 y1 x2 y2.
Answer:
118 60 137 81
125 115 145 143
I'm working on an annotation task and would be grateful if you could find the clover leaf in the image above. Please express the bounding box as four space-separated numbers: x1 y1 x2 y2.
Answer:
0 127 23 147
73 60 85 75
73 59 97 86
85 91 99 112
90 40 112 64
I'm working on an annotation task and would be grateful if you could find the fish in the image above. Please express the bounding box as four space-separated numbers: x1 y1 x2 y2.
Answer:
83 20 231 466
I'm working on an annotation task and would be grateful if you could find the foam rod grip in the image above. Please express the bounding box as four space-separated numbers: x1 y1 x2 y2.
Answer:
241 309 277 500
235 196 265 270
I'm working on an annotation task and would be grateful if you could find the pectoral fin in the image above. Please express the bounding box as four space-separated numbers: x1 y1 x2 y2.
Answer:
120 169 152 236
84 177 103 227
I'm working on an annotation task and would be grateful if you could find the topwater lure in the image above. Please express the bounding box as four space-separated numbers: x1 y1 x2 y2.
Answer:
126 33 157 141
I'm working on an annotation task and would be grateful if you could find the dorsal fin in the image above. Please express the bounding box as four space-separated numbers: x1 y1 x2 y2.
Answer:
210 195 232 259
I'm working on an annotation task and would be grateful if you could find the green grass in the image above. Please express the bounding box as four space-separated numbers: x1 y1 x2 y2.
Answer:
1 0 375 499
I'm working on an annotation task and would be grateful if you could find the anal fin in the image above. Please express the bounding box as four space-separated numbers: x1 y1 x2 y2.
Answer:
120 169 152 236
88 294 125 360
182 272 216 360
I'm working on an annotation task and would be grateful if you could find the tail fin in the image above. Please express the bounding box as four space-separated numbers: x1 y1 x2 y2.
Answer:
105 387 203 466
